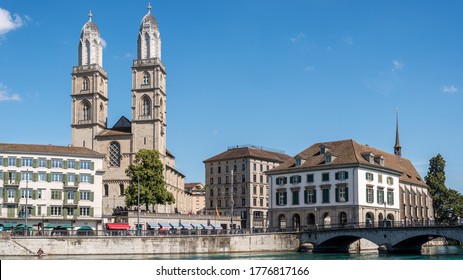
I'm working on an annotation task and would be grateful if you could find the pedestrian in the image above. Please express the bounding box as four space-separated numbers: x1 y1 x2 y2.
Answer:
37 248 44 257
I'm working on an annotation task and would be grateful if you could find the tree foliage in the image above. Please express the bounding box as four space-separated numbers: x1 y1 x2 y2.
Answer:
425 154 463 223
125 149 175 210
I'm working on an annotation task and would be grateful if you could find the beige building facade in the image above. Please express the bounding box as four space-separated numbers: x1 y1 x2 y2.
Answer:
204 146 290 230
71 7 191 216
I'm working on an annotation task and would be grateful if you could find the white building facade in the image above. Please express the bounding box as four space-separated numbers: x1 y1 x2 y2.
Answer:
267 140 432 230
0 144 104 231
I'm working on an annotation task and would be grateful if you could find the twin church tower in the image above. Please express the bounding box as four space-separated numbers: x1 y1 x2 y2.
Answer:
70 5 186 214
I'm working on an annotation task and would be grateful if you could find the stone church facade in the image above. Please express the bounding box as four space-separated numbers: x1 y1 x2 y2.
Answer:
70 7 190 215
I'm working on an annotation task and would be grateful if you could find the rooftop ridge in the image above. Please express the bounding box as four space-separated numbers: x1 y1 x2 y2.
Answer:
227 144 285 154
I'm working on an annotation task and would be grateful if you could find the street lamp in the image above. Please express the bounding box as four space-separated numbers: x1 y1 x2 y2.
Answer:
25 169 29 236
383 199 387 227
137 174 141 236
230 170 234 233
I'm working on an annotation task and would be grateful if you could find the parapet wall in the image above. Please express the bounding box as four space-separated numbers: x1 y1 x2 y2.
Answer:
0 233 300 256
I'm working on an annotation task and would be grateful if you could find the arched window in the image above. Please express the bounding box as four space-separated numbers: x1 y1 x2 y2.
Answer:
278 214 286 230
119 184 125 196
144 33 150 59
143 72 150 85
109 142 121 167
85 40 91 65
339 212 347 226
142 96 151 116
104 184 109 197
81 101 91 121
83 77 89 90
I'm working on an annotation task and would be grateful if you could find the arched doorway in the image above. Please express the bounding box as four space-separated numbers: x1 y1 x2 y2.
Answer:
365 212 374 227
307 213 316 227
323 212 331 229
278 214 286 231
387 213 395 227
339 212 347 227
292 214 301 231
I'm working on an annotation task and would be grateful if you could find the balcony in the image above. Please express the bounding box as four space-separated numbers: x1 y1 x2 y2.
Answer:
3 181 19 188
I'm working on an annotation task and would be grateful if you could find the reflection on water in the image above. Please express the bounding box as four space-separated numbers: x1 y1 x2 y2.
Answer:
2 245 463 260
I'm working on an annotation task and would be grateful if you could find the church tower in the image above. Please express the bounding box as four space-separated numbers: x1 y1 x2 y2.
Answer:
131 4 167 159
71 11 108 150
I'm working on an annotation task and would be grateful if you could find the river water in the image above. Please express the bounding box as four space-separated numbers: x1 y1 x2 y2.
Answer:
2 245 463 260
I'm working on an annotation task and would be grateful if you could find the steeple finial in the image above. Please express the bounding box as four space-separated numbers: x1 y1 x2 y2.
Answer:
148 2 152 13
394 108 402 157
88 10 93 21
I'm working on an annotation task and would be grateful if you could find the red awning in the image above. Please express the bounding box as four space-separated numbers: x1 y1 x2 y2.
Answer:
106 223 130 230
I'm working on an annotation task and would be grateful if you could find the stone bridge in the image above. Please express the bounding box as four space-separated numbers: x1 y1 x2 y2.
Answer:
300 226 463 254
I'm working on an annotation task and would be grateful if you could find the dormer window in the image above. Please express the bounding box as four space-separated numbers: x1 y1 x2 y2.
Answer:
362 152 375 163
325 151 336 164
295 156 305 167
374 155 385 166
320 144 328 154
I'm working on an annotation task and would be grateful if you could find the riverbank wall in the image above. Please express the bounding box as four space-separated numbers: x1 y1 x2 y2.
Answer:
0 232 300 256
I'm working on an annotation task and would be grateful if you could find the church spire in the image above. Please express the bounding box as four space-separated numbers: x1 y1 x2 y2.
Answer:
394 108 402 157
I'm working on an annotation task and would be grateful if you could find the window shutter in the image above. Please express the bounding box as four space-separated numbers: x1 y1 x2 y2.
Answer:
90 192 94 202
16 158 21 167
33 159 38 168
391 193 394 205
90 207 94 217
58 190 62 200
33 190 38 200
74 192 79 204
345 172 349 179
32 206 36 216
2 158 7 166
377 191 380 204
313 189 317 203
46 160 52 169
335 172 339 180
46 173 51 182
366 188 368 202
289 176 294 184
64 191 68 204
304 190 308 204
90 175 94 184
15 189 20 202
283 192 287 205
63 161 68 169
32 172 38 182
75 161 80 170
345 187 349 202
335 188 339 202
75 174 80 185
3 172 8 181
276 193 279 205
63 175 68 185
74 209 79 219
15 172 21 184
63 207 68 217
47 206 51 216
2 189 7 203
90 162 94 170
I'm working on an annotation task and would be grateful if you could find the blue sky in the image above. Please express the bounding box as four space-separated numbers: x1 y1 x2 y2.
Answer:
1 0 462 192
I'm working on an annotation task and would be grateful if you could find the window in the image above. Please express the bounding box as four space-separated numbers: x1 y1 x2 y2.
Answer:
83 103 91 121
210 189 214 196
67 160 75 169
253 186 257 195
306 174 314 183
142 72 150 85
260 175 263 183
305 188 316 204
119 184 125 196
253 163 256 171
322 188 330 203
109 142 121 167
218 200 222 207
336 186 348 202
80 191 91 200
68 173 75 184
218 166 221 173
225 176 229 184
387 190 394 205
241 174 245 182
51 159 63 168
290 175 301 184
210 167 213 174
241 164 245 171
276 177 287 185
387 177 394 185
66 207 75 216
260 186 263 195
22 158 33 167
218 188 222 196
233 165 237 172
209 200 213 208
260 198 263 207
51 206 62 216
8 189 15 198
322 173 330 182
209 178 214 185
21 189 32 199
242 198 245 206
38 172 46 182
366 172 374 181
51 190 61 200
21 171 32 181
104 184 109 197
292 190 300 205
142 96 151 115
252 198 256 206
38 158 47 168
378 174 383 184
377 188 385 204
335 171 349 181
253 174 256 182
51 173 62 182
67 191 75 200
218 177 222 184
225 166 229 173
277 191 287 206
37 189 43 199
80 207 91 216
8 157 16 166
80 174 91 183
80 161 91 170
83 77 89 90
366 187 374 203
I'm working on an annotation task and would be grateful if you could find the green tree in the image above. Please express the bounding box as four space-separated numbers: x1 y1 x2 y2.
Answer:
125 149 175 210
425 154 463 223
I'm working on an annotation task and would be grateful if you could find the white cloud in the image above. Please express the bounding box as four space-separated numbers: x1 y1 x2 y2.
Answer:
304 66 315 72
392 60 404 71
101 37 107 48
0 83 21 101
291 32 306 43
442 85 458 93
344 36 354 45
0 8 23 36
